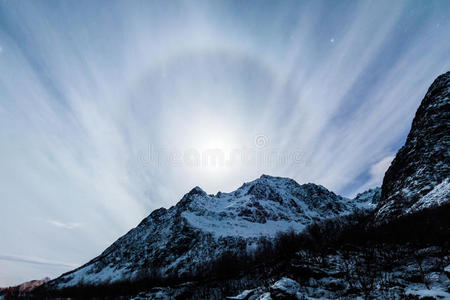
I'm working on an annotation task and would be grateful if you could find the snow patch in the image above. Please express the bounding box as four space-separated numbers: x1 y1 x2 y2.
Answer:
271 277 300 296
405 179 450 214
405 283 450 299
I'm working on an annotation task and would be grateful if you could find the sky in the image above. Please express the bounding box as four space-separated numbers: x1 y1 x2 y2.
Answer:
0 0 449 286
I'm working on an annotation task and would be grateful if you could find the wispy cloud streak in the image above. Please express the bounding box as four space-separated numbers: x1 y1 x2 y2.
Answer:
0 0 449 286
0 254 77 269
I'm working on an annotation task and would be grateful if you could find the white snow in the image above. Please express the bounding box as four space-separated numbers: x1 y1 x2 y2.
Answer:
444 264 450 274
183 211 304 238
182 175 355 238
271 277 300 295
405 283 450 299
257 292 272 300
351 188 381 210
226 289 255 299
57 264 128 288
405 179 450 214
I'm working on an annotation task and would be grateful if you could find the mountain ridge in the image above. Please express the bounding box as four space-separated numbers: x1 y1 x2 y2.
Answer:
35 71 450 299
46 175 379 289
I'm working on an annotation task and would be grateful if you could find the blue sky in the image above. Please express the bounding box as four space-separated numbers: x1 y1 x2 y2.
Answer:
1 0 449 286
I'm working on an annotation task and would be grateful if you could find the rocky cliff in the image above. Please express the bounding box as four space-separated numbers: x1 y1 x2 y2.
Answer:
375 71 450 222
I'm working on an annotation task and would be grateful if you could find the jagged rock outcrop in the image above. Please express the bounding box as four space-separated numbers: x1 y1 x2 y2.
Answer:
375 71 450 222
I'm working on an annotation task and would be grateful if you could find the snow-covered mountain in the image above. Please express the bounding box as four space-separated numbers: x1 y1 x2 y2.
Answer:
351 187 381 210
375 71 450 222
47 175 378 289
37 72 450 300
223 72 450 300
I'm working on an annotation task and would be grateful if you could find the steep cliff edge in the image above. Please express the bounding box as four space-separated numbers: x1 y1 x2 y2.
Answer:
375 71 450 222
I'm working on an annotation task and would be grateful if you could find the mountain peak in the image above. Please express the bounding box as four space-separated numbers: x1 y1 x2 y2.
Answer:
176 186 207 209
48 174 379 289
259 174 282 180
242 174 299 188
188 186 206 196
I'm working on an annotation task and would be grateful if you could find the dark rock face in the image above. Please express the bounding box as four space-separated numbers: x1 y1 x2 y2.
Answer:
376 71 450 221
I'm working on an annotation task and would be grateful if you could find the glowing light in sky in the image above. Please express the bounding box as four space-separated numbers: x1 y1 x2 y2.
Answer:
0 0 449 286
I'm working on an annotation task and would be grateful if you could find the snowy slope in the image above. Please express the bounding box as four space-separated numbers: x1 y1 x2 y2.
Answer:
404 179 450 214
351 187 381 210
47 175 378 289
181 175 352 238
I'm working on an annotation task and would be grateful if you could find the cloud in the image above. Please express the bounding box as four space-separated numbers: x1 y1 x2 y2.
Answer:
0 254 77 269
46 220 82 230
370 155 395 183
369 156 395 186
0 0 449 286
352 155 395 195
